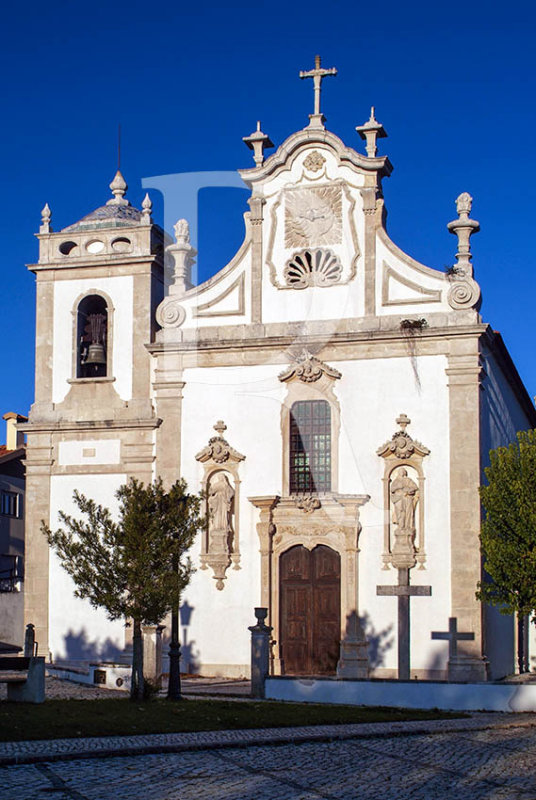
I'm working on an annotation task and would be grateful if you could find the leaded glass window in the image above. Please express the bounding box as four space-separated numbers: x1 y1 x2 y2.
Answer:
289 400 331 493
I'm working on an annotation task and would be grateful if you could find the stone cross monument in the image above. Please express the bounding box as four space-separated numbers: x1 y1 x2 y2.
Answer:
376 464 431 680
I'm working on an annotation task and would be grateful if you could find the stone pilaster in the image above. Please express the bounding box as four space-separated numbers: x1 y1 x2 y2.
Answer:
248 496 279 672
248 195 265 324
361 183 379 317
129 269 159 420
23 436 54 660
446 339 488 681
31 277 54 416
153 354 185 489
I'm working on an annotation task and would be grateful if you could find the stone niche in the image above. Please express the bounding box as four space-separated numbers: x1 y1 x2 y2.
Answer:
195 421 245 589
377 413 430 570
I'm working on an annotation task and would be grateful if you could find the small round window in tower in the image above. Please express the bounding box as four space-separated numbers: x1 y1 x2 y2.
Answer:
284 248 343 289
59 241 79 256
111 237 132 253
86 239 105 255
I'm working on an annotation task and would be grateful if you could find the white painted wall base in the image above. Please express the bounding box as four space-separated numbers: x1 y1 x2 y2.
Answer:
47 663 131 692
265 677 536 712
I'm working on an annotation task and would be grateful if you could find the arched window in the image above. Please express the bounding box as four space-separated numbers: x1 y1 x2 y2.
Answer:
76 295 108 378
289 400 331 493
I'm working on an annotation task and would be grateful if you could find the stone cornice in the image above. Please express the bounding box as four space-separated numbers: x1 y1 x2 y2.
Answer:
27 254 164 274
147 321 490 355
19 418 162 434
239 128 392 186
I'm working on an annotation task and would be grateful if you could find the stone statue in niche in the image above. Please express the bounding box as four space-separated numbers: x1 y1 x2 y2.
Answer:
391 468 418 532
390 467 419 569
208 473 235 552
205 472 234 590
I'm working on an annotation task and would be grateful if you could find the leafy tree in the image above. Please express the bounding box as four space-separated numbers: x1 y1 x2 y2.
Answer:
477 429 536 673
42 478 204 699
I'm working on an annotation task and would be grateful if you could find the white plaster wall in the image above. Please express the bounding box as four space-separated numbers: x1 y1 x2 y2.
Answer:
375 237 449 315
49 474 127 663
58 439 121 466
262 280 363 327
178 255 252 330
266 677 536 712
180 364 284 672
52 276 133 403
179 354 451 676
336 354 451 675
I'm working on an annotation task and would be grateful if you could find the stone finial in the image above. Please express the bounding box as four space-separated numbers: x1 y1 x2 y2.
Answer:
243 121 274 167
214 420 227 435
141 192 152 223
356 106 387 158
447 192 480 275
456 191 472 216
377 414 430 461
164 217 197 296
173 218 190 244
40 203 52 233
107 169 129 206
299 54 337 129
396 413 411 432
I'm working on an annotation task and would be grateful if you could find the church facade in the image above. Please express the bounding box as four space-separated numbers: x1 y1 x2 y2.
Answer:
23 61 536 681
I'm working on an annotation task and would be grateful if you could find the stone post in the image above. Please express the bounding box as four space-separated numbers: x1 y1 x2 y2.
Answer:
23 623 36 657
249 607 272 699
336 611 369 679
142 624 165 689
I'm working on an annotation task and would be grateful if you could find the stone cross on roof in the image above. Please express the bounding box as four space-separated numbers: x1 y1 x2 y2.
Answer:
299 55 337 129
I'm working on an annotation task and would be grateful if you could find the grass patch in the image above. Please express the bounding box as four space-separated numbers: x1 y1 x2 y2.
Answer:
0 698 462 742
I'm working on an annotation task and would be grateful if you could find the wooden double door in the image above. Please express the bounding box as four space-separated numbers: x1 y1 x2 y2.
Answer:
279 545 341 675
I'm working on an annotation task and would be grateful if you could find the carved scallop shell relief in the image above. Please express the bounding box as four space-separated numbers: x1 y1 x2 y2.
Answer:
285 186 342 248
284 248 343 289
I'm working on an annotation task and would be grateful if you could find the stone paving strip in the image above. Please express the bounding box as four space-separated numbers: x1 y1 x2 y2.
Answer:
1 712 536 767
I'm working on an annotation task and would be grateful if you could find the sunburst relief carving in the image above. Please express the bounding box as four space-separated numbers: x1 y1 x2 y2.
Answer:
285 186 342 248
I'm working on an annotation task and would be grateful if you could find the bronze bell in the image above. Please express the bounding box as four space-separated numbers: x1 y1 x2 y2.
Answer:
84 342 106 365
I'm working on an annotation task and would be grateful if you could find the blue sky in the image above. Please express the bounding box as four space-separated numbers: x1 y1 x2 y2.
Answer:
1 0 535 420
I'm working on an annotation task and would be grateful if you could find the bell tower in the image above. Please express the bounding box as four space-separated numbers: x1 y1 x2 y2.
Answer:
22 172 166 659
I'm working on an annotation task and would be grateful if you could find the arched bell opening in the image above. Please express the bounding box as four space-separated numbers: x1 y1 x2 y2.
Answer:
76 294 109 378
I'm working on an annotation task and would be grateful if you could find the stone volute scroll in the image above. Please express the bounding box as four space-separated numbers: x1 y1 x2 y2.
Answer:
446 192 481 310
377 414 430 570
155 218 197 329
195 421 245 590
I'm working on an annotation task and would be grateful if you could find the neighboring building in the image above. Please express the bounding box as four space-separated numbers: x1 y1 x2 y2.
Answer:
22 60 536 679
0 412 26 647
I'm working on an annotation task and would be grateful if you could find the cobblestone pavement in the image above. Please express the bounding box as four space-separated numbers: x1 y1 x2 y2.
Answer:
2 721 536 800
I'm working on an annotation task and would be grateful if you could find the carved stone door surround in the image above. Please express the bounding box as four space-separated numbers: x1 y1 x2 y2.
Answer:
249 493 369 675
